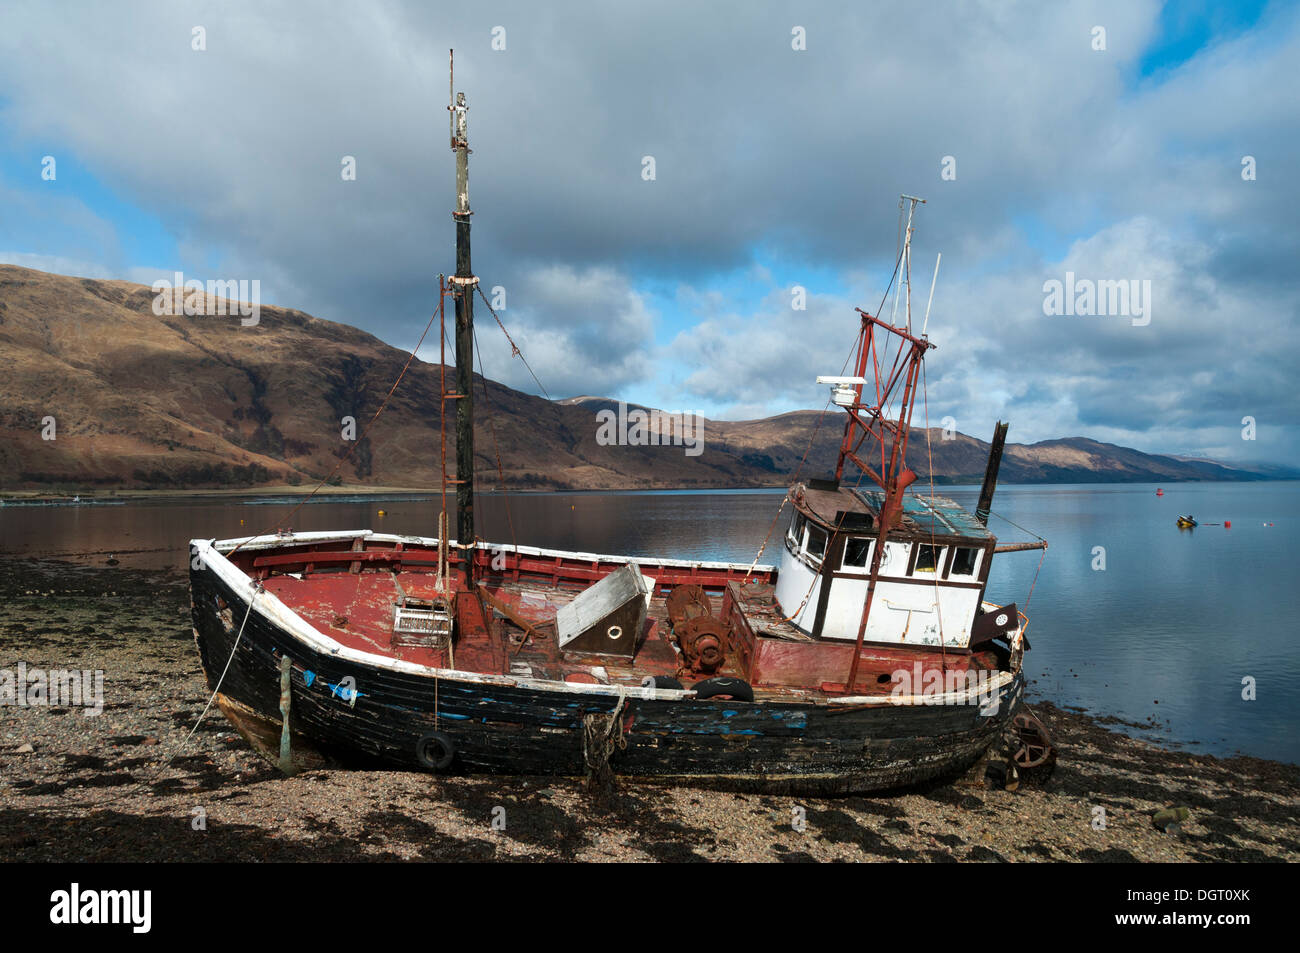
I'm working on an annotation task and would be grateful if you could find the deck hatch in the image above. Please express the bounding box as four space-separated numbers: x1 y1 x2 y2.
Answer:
393 596 454 647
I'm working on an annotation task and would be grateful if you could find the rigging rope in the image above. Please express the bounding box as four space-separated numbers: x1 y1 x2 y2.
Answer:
226 305 442 558
742 246 908 582
920 358 949 666
985 508 1048 543
776 463 872 625
475 283 551 400
742 395 835 583
985 508 1049 612
472 327 520 559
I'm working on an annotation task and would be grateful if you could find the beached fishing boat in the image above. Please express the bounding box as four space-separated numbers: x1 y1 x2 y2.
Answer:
188 61 1050 794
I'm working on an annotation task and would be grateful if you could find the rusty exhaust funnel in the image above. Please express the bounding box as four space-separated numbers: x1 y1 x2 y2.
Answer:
976 421 1009 526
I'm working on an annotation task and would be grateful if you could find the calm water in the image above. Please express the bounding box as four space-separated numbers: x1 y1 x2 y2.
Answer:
3 482 1297 763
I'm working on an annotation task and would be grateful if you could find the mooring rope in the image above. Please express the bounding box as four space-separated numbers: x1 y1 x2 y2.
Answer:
582 690 628 775
181 586 259 748
56 585 262 811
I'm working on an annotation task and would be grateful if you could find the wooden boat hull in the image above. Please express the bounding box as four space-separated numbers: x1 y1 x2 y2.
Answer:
191 556 1024 794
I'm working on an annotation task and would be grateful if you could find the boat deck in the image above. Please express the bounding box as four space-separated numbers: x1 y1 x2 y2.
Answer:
259 569 759 690
253 560 999 703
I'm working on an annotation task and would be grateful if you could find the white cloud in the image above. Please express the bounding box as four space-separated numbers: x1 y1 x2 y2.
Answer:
424 264 656 400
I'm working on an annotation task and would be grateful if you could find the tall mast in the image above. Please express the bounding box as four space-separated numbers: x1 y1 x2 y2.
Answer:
448 50 476 580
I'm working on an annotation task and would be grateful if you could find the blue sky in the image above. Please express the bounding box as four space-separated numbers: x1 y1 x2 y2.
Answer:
1 154 178 272
1 0 1297 466
1135 0 1269 78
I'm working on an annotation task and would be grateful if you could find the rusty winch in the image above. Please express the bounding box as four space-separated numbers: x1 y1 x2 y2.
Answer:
666 584 729 675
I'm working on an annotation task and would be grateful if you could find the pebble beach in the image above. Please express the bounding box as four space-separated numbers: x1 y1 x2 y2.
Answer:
3 557 1297 863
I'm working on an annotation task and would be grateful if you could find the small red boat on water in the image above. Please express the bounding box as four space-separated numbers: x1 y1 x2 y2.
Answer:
188 65 1050 794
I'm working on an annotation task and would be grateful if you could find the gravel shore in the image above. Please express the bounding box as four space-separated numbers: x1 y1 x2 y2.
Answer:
2 557 1296 862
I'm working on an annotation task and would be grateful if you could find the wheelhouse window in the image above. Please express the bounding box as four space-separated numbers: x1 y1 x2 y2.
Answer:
787 512 806 549
805 524 828 564
914 544 944 574
950 546 980 578
843 537 873 570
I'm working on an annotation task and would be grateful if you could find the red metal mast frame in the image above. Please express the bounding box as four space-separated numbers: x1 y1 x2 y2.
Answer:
834 309 935 692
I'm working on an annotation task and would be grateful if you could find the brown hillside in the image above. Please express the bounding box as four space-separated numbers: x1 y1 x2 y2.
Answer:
0 266 1275 491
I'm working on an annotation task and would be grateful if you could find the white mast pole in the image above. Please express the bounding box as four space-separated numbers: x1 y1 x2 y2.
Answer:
922 252 941 337
898 194 924 332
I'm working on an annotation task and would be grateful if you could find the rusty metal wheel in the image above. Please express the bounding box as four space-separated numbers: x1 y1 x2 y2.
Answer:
1012 710 1055 774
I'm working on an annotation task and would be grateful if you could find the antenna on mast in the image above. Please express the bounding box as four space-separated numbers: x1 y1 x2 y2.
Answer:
922 252 941 337
898 194 925 332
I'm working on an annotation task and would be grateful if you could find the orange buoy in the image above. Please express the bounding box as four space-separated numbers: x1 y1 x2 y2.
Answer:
1156 488 1164 496
1224 520 1231 528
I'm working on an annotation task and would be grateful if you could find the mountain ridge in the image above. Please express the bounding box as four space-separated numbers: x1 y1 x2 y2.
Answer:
1 264 1292 492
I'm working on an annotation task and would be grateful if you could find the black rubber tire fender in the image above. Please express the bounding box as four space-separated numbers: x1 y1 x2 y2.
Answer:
691 677 755 702
415 731 456 771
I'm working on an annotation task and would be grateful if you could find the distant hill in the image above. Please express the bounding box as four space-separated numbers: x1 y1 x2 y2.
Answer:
1 265 1291 492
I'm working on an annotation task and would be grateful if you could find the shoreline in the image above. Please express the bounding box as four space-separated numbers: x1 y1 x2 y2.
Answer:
2 556 1296 862
4 475 1299 504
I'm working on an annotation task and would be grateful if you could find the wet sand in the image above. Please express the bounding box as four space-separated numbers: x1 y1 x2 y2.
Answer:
2 557 1296 862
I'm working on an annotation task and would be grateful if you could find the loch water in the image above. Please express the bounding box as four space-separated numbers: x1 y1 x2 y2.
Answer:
3 481 1297 763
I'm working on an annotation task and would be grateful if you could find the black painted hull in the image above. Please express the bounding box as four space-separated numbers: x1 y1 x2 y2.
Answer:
190 565 1023 794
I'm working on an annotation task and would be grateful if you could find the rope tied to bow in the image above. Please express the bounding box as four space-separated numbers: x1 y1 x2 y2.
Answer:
581 690 627 802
